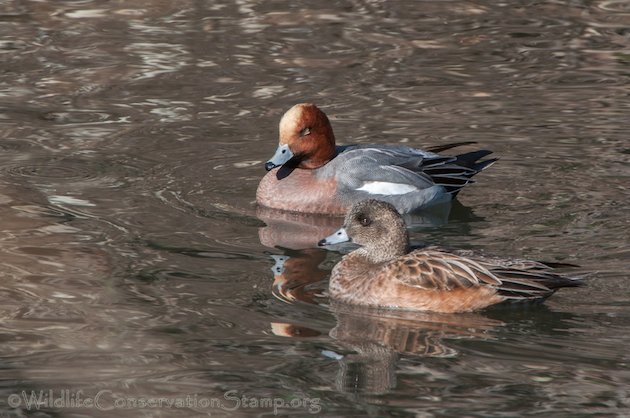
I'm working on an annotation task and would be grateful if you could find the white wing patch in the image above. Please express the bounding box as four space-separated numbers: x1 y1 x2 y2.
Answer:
356 181 418 195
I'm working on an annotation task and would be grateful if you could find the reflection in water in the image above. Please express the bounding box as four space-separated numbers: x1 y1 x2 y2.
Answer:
328 305 501 396
258 202 459 249
258 206 344 250
270 249 328 304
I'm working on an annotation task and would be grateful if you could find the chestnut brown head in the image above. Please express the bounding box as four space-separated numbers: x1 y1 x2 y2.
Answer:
265 103 336 171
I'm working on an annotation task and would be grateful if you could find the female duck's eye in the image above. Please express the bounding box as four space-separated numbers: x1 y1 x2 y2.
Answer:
359 217 371 227
299 127 311 137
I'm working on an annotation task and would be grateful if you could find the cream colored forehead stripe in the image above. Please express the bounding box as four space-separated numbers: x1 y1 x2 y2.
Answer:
279 105 304 141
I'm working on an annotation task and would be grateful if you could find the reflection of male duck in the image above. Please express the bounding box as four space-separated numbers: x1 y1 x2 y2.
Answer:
270 249 328 304
257 203 459 250
258 207 342 250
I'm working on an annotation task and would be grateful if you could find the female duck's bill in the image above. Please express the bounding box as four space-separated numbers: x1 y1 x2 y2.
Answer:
318 228 350 246
319 199 583 313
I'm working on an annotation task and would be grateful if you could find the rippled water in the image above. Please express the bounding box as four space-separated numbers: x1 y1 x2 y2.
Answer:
1 1 629 416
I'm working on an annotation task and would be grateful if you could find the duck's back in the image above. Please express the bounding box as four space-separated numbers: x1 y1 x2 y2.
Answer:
316 145 461 212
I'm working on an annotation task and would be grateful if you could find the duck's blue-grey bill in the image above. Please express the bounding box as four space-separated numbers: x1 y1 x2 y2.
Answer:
318 228 350 246
265 143 293 171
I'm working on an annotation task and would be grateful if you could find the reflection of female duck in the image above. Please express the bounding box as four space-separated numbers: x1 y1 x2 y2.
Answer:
271 300 501 395
329 304 502 394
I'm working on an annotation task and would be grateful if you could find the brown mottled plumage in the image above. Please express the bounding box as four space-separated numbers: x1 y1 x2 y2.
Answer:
319 199 582 313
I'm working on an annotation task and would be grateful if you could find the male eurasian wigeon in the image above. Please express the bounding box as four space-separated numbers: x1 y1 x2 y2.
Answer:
256 103 497 215
318 199 582 313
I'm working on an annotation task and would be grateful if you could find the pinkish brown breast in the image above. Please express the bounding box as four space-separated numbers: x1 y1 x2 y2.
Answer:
256 168 346 215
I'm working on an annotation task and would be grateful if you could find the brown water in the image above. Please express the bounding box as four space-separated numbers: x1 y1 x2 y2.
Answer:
1 1 629 417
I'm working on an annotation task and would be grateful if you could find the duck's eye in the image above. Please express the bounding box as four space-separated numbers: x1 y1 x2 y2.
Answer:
359 217 371 227
299 127 311 137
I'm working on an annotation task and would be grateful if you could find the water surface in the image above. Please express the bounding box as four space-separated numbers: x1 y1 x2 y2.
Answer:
1 1 629 416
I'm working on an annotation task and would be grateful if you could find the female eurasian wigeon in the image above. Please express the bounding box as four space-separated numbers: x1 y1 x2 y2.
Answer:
256 103 497 215
318 199 582 313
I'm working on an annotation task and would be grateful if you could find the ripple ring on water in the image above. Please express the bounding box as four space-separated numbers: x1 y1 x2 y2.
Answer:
5 163 96 180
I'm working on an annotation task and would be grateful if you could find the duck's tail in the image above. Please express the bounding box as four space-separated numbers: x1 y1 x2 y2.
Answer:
421 146 498 195
492 268 584 301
